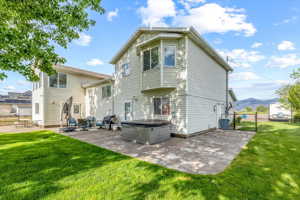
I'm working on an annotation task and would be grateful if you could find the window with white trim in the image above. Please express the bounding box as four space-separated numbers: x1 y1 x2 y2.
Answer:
143 46 159 71
73 104 80 114
49 72 67 88
164 45 176 67
122 63 130 77
153 97 170 115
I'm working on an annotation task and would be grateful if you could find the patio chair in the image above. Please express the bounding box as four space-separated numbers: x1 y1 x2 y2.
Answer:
78 118 89 131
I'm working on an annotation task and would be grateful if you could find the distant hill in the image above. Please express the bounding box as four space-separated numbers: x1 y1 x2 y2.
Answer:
235 98 278 111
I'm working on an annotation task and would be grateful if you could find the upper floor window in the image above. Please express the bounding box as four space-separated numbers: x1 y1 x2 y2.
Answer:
143 46 159 71
122 63 130 77
164 46 176 67
153 97 170 115
49 72 67 88
102 85 112 98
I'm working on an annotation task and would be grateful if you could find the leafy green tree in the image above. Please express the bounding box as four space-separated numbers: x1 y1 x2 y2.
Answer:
244 107 253 112
0 0 104 81
276 84 292 109
256 105 268 113
290 68 300 82
288 84 300 111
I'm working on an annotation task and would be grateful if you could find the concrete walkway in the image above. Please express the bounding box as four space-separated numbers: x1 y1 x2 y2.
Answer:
62 129 255 174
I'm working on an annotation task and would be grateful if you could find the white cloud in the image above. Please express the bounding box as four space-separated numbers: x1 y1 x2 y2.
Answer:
74 33 92 46
138 0 176 26
213 38 223 45
107 9 119 21
274 16 298 26
179 0 206 9
218 49 265 68
16 80 30 86
267 54 300 68
277 40 295 51
3 85 16 91
251 42 262 48
232 80 289 90
174 3 256 37
86 58 104 66
230 72 261 81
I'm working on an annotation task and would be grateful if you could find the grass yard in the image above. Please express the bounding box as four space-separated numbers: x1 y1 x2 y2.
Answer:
0 122 300 200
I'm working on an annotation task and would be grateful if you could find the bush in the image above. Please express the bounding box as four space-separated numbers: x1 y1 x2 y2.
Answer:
236 116 242 124
294 112 300 123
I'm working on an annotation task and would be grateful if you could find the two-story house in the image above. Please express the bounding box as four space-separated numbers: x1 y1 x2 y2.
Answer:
32 65 111 127
32 27 236 136
84 27 234 136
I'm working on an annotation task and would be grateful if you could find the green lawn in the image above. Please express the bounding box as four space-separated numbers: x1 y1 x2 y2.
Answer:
1 122 300 200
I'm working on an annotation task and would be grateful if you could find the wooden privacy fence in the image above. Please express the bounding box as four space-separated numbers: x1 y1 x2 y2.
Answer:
0 115 32 126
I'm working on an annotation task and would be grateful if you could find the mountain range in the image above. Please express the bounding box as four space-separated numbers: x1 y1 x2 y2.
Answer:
235 98 279 111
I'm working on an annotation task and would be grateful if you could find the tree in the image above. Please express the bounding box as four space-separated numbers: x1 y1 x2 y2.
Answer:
0 0 104 81
276 67 300 109
290 68 300 82
244 107 253 112
276 84 292 109
256 105 268 113
288 84 300 111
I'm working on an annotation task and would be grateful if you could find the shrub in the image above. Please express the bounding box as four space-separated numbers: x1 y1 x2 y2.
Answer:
294 112 300 123
236 116 242 124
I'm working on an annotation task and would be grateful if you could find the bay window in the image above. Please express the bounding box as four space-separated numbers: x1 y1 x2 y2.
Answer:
143 46 159 71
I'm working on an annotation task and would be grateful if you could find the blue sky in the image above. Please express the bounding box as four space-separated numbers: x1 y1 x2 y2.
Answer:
1 0 300 100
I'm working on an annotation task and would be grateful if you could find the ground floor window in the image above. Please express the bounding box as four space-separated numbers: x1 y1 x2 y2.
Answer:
124 102 131 120
35 103 39 114
153 97 170 115
73 104 80 114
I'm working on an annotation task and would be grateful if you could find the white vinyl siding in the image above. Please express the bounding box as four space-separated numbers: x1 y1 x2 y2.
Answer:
186 38 227 133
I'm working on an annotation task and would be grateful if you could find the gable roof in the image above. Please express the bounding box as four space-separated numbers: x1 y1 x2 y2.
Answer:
110 27 233 72
55 64 112 79
82 78 114 88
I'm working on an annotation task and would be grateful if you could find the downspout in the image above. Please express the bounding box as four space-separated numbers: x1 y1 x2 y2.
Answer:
225 71 229 117
112 80 115 115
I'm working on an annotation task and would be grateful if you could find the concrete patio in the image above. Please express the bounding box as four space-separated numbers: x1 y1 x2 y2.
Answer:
61 129 255 174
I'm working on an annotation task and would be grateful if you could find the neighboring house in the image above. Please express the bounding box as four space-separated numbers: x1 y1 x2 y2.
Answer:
32 65 111 126
269 102 291 121
0 91 32 116
33 27 236 136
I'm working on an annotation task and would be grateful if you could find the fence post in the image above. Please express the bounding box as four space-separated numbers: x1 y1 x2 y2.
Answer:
255 112 258 132
233 112 236 130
